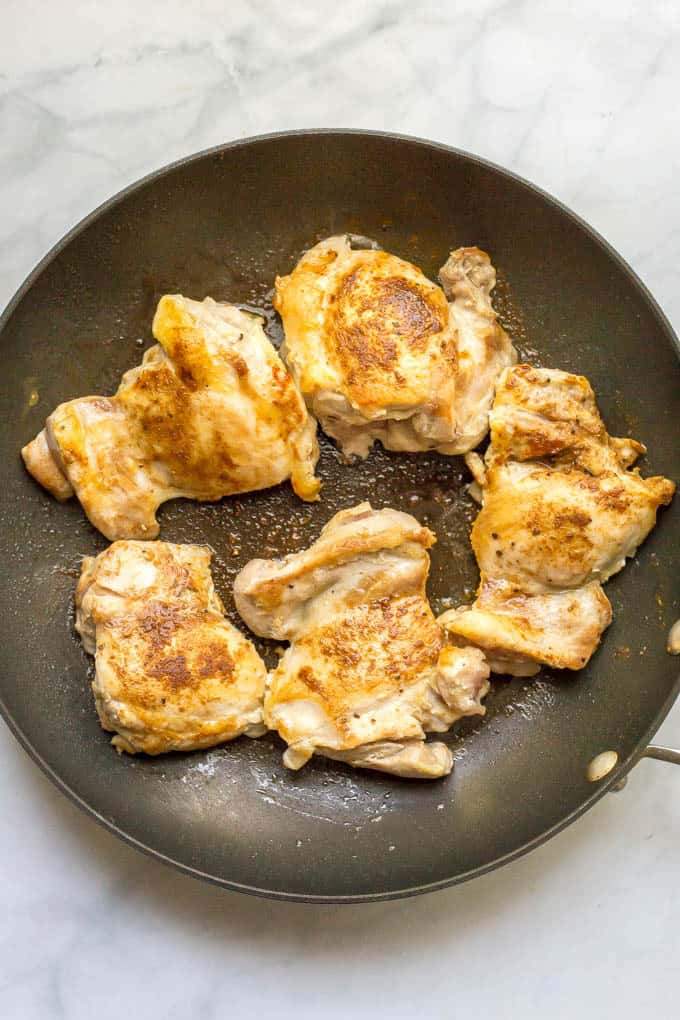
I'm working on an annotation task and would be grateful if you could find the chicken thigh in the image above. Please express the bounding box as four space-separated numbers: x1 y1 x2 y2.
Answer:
75 541 266 754
441 365 674 676
274 236 515 459
23 295 320 540
234 503 490 778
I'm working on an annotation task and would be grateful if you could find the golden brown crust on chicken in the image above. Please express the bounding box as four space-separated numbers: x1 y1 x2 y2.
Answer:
474 366 675 592
488 364 647 473
275 236 515 458
321 252 451 412
22 296 320 540
270 595 444 740
75 541 266 754
235 503 490 778
472 461 673 593
442 365 674 676
275 240 452 415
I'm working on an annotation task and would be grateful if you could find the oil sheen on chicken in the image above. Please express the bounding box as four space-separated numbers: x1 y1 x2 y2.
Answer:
234 503 490 778
441 365 675 676
274 235 516 459
75 541 266 754
22 296 320 540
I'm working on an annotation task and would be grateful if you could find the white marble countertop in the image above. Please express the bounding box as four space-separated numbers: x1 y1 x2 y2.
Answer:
1 2 678 1016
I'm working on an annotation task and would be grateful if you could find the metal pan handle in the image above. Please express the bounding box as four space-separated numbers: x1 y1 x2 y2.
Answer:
642 745 680 766
604 745 680 791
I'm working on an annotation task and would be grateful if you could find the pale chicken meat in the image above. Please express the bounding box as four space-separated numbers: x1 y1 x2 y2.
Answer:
75 541 266 754
442 579 613 677
274 235 515 459
441 365 675 676
438 246 519 453
22 295 320 540
234 503 490 778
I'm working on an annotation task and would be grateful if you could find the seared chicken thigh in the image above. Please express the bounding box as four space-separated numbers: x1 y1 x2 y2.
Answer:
441 366 675 675
234 503 490 778
23 296 320 540
274 236 515 459
75 541 266 754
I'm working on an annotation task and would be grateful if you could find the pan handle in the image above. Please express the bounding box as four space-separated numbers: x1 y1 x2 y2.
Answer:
607 745 680 792
642 745 680 766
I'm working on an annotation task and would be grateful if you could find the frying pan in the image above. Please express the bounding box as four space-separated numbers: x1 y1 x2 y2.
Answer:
0 130 678 903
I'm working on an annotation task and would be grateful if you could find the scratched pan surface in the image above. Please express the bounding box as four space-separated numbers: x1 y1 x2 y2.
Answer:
0 131 678 902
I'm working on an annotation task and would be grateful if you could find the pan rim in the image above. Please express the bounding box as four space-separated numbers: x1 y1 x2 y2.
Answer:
1 127 678 903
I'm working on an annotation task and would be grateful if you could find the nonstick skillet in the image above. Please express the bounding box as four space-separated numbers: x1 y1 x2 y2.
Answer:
0 130 678 902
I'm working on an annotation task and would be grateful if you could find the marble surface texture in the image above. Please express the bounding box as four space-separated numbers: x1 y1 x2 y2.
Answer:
1 2 678 1017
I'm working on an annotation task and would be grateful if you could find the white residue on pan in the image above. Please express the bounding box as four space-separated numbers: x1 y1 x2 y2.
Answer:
513 678 557 721
173 678 555 825
253 764 396 827
179 750 222 783
176 739 396 827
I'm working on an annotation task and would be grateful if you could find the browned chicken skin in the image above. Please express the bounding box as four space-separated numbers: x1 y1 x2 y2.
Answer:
274 236 516 458
441 365 675 676
75 541 266 754
22 296 320 540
